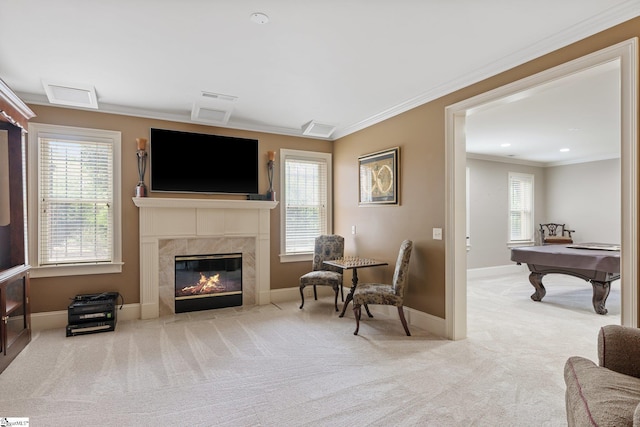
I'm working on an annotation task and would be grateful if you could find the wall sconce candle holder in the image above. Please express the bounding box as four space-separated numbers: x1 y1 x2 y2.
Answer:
267 151 276 201
135 138 148 197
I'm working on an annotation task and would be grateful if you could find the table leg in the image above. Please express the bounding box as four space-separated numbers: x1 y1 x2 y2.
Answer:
528 272 547 301
339 268 358 318
591 281 611 315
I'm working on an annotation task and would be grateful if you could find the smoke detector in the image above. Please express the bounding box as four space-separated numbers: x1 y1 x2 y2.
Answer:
250 12 269 24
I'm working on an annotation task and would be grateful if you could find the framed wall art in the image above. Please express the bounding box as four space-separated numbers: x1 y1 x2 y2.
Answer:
358 147 399 206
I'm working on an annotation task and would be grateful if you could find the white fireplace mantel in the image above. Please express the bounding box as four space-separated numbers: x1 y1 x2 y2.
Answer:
133 197 278 319
132 197 278 210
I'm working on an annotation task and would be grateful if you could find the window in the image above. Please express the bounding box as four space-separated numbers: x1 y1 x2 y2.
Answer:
28 123 122 277
508 172 534 244
279 149 331 262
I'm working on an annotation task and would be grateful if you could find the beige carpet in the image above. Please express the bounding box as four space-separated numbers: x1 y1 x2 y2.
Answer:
0 271 620 426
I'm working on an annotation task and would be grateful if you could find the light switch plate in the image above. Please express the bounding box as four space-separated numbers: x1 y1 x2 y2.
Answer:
433 228 443 240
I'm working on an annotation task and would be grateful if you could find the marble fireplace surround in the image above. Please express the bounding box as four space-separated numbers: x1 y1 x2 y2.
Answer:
133 197 278 319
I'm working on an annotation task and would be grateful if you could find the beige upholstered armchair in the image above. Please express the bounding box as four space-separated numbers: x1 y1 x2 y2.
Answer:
539 223 575 244
299 235 345 312
565 325 640 426
352 239 413 336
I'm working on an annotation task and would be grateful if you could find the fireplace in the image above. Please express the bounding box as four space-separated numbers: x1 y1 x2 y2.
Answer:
174 253 242 313
132 197 277 320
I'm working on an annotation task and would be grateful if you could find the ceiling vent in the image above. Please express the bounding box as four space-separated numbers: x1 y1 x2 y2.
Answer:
302 120 336 138
201 91 237 102
42 80 98 109
191 103 233 125
191 91 237 125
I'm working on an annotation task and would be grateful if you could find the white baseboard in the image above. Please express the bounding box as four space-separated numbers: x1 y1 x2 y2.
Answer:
271 286 447 337
363 305 447 337
269 285 346 304
467 263 527 280
31 287 447 338
269 287 300 304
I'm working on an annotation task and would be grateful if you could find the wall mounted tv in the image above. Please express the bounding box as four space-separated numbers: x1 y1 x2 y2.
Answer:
150 128 259 195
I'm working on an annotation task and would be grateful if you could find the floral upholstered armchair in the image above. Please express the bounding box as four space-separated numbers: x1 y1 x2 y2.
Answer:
299 235 344 311
352 239 413 336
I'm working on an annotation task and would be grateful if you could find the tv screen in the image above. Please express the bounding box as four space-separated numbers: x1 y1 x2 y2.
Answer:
150 128 259 194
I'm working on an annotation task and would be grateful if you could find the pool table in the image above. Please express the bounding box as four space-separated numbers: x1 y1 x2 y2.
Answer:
510 243 620 314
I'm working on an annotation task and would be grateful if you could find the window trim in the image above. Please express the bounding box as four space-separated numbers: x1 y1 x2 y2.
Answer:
507 171 534 246
27 123 122 278
279 149 332 263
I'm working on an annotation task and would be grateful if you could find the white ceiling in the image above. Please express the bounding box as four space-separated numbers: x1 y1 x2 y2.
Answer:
466 59 622 166
1 1 638 160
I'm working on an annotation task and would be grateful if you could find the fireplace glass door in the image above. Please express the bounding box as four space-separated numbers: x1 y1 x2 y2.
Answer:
174 253 242 313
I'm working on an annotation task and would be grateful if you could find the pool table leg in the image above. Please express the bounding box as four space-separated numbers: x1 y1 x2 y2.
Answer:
528 272 547 301
591 281 611 315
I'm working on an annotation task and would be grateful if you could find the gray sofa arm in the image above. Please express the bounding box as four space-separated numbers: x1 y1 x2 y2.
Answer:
598 325 640 378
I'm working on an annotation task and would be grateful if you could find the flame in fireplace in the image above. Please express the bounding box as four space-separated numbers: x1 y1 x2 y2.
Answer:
179 272 225 295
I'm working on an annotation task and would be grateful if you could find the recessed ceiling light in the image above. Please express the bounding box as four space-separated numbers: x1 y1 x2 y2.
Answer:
560 148 570 152
250 12 269 24
500 143 511 147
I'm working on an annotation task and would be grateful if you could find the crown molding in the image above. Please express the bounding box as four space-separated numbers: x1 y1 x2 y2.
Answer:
18 93 332 140
332 1 640 140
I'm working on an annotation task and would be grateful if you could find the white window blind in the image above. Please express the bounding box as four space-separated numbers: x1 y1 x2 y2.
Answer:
509 172 534 242
38 137 113 265
281 150 331 257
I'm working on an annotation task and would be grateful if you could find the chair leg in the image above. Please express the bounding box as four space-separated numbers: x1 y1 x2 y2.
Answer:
333 287 339 312
353 304 361 335
397 306 411 336
364 303 373 318
313 285 318 301
299 286 305 309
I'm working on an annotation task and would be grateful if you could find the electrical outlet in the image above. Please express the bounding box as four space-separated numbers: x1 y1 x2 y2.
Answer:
351 225 356 235
433 228 443 240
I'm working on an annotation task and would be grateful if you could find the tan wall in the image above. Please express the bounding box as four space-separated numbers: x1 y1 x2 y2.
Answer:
28 106 332 313
334 105 446 316
333 17 640 319
27 16 640 319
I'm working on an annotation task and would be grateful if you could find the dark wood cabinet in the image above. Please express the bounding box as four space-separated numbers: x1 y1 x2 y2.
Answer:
0 78 35 373
0 265 30 373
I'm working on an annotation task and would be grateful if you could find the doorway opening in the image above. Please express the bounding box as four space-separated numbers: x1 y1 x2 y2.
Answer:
445 38 638 340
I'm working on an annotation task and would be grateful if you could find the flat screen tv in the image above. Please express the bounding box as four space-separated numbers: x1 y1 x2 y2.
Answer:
150 128 259 194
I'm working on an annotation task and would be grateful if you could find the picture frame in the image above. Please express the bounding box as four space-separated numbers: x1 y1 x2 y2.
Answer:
358 147 399 205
